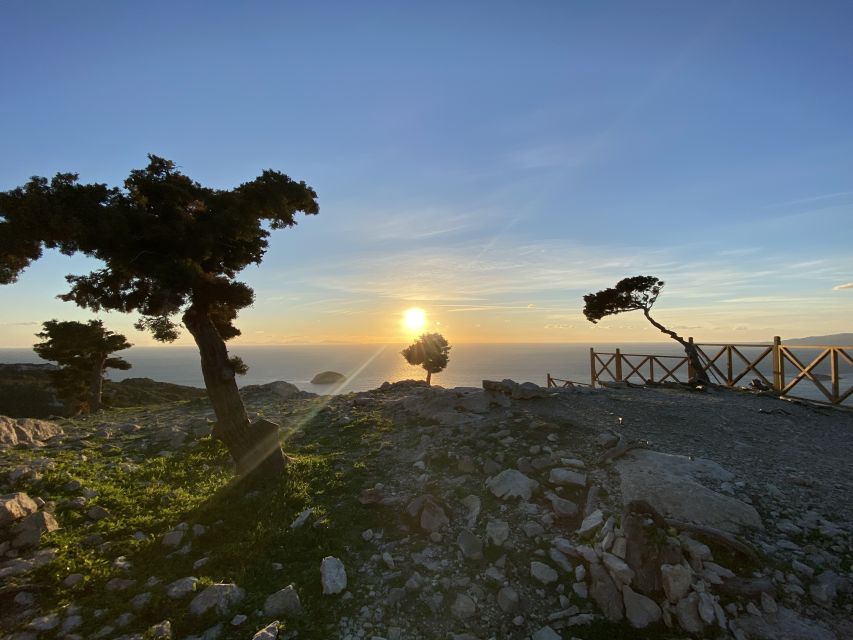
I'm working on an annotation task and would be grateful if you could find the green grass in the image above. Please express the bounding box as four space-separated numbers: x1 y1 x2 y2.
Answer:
3 399 396 639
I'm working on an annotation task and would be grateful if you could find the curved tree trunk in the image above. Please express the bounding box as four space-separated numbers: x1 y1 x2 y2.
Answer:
642 309 710 385
183 306 287 478
88 357 106 412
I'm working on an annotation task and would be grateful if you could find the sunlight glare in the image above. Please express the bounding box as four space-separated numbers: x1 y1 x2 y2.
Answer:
403 307 426 332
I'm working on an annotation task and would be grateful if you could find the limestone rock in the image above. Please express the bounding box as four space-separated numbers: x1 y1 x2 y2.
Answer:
622 585 662 628
548 468 587 487
617 450 763 533
661 564 692 603
0 416 63 448
497 586 520 613
264 585 303 617
602 552 634 585
166 576 198 599
310 371 345 384
321 556 347 594
577 509 604 538
0 492 38 526
531 626 561 640
546 492 579 518
531 561 558 585
674 593 704 635
589 562 624 622
456 530 483 560
451 593 476 619
11 511 59 547
485 469 538 500
190 583 244 616
485 519 510 546
736 604 837 640
251 622 279 640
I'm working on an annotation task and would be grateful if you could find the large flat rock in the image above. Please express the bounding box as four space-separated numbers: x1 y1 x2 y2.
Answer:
616 450 762 533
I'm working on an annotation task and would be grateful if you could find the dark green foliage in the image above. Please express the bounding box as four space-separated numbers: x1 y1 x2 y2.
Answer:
33 319 132 413
583 275 710 384
582 275 664 323
401 332 451 384
2 156 319 474
0 155 318 344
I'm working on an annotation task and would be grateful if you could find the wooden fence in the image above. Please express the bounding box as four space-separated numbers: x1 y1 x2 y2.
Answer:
548 337 852 406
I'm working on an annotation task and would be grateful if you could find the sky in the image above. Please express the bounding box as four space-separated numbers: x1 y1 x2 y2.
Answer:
1 1 852 348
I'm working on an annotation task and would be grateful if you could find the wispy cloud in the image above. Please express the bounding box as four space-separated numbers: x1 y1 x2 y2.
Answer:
833 282 853 291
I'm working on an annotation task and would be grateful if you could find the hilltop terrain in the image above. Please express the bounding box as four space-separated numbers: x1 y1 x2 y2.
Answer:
0 364 206 418
0 380 851 640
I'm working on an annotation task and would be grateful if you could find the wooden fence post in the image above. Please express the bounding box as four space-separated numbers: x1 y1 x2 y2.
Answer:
687 337 695 382
831 348 839 404
589 348 596 388
772 336 783 393
615 348 623 382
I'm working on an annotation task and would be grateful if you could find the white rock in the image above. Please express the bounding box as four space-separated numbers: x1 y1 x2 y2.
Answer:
252 621 279 640
320 556 347 595
27 613 60 631
166 576 198 599
264 585 303 617
661 564 692 603
485 519 510 546
531 561 558 585
289 508 313 529
485 469 538 500
577 510 604 538
497 586 520 612
549 468 587 487
602 552 634 585
189 583 244 616
622 585 662 628
451 593 476 619
531 626 561 640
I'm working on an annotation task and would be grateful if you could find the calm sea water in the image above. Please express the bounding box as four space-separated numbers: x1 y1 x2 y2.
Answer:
1 342 848 404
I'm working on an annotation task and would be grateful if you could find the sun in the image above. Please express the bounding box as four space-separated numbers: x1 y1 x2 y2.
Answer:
403 307 426 332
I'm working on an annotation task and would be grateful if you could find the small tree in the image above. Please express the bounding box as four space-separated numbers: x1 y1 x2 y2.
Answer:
0 155 319 478
582 275 710 384
401 333 451 385
33 319 131 413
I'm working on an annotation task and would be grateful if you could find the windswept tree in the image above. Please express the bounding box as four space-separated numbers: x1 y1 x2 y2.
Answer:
0 155 319 477
582 275 710 384
33 319 131 414
401 333 451 385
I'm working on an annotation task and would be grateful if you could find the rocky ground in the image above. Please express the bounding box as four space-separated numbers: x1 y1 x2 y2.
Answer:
0 379 851 639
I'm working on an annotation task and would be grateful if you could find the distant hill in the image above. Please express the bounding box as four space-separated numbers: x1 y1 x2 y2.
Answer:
0 364 206 418
785 333 853 346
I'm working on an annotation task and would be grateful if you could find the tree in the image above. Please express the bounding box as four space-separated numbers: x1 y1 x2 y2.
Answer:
582 275 710 384
401 333 451 385
33 319 131 414
0 155 319 478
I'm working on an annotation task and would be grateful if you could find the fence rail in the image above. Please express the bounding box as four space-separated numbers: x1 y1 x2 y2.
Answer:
556 336 852 406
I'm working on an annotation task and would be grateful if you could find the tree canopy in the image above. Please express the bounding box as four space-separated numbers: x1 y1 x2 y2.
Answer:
401 333 451 385
33 319 131 413
582 275 664 323
1 155 320 477
582 275 709 384
0 155 319 342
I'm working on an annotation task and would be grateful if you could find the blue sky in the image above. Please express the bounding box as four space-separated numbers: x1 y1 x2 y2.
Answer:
1 1 851 346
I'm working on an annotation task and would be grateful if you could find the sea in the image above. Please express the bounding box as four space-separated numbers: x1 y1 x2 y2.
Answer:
1 342 849 405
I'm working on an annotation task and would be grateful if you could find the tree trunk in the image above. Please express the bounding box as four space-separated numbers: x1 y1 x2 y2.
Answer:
183 306 287 478
642 309 710 384
88 357 105 412
426 370 432 385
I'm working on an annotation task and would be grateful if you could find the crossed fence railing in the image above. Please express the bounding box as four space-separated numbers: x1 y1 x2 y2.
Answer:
547 337 852 406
